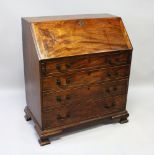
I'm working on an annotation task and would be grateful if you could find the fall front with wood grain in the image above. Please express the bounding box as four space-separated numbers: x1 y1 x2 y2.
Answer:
22 14 133 146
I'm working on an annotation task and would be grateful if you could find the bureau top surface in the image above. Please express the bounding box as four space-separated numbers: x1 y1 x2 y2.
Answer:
23 14 132 60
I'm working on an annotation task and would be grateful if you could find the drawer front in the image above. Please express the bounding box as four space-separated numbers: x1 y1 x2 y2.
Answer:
42 65 130 91
41 51 131 76
43 95 127 129
42 79 128 108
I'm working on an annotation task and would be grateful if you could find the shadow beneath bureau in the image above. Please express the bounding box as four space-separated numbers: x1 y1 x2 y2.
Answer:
24 106 129 146
49 117 124 142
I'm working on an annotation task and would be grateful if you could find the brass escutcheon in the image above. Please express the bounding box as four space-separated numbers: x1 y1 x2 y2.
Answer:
78 20 85 27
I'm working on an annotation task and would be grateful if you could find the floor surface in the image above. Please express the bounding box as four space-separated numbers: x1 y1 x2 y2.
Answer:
0 85 153 155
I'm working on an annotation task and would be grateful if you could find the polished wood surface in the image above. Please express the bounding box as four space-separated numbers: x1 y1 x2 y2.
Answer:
42 65 130 92
43 94 127 129
42 79 128 109
22 19 42 128
29 14 132 59
22 14 133 146
40 50 131 76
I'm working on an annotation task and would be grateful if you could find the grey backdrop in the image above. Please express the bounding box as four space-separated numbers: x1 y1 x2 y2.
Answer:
0 0 153 88
0 0 153 155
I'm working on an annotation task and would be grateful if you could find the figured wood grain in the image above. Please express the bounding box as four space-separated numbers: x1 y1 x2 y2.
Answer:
29 15 132 59
42 94 127 129
41 50 131 76
42 79 128 109
42 65 130 92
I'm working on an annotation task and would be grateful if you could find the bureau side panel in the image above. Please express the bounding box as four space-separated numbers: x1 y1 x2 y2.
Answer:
22 19 42 128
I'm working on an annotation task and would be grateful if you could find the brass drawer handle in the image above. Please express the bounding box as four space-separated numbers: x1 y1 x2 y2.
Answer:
106 86 117 93
56 113 70 121
108 59 126 66
108 57 124 65
66 77 71 84
56 95 71 102
56 79 61 86
104 102 116 109
107 72 119 78
56 64 71 72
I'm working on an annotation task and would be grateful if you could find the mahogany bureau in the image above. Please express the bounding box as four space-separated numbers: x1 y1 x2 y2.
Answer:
22 14 133 146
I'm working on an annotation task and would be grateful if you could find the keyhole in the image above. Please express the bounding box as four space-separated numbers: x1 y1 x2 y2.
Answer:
79 20 85 27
